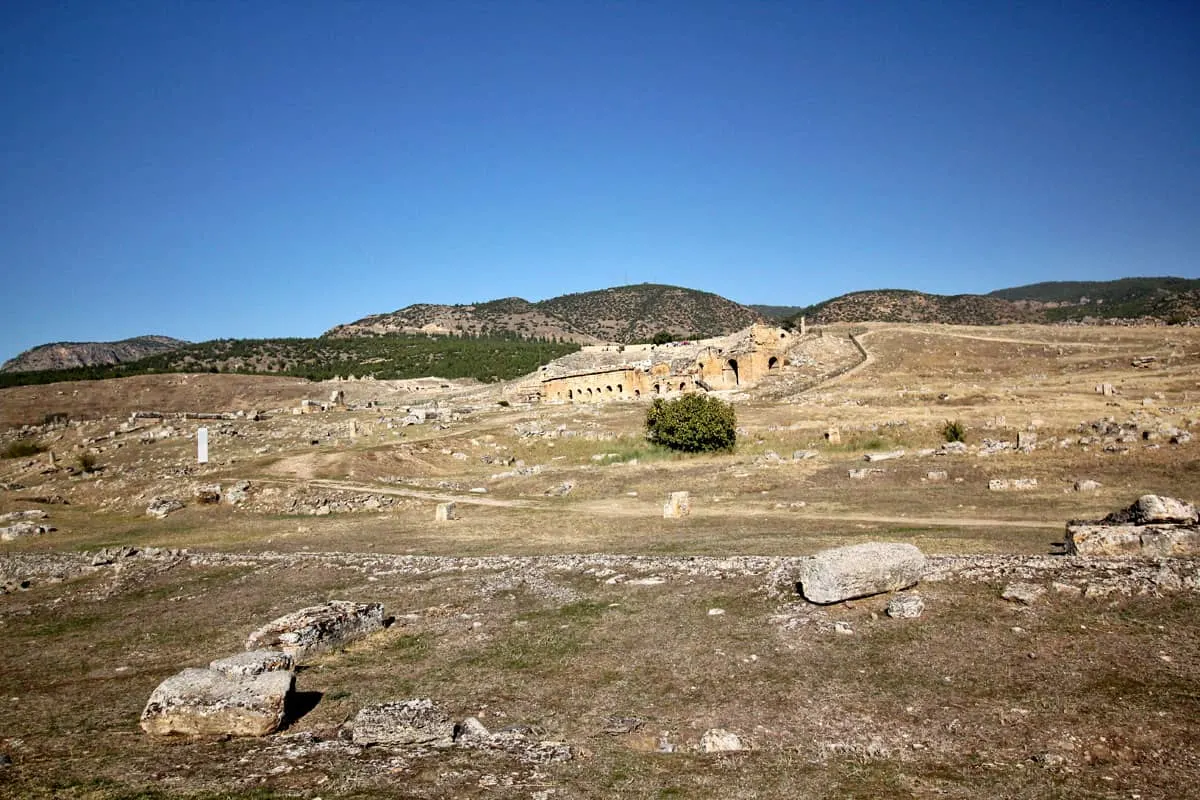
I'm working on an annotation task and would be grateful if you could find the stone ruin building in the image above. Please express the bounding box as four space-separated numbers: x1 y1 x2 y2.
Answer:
538 324 796 404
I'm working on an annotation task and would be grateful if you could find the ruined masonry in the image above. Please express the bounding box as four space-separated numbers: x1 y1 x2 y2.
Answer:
540 324 795 403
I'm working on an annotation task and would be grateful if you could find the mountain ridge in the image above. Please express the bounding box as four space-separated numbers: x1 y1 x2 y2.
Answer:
1 335 190 374
325 283 766 343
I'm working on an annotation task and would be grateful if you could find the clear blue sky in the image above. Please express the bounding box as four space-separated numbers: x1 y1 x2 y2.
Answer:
2 1 1197 359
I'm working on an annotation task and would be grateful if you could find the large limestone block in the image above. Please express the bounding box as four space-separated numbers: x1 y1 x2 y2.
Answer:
140 668 294 737
797 542 926 604
246 600 385 661
349 698 456 747
1065 523 1200 557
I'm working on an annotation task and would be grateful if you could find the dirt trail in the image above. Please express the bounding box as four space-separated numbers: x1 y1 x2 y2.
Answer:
256 476 535 508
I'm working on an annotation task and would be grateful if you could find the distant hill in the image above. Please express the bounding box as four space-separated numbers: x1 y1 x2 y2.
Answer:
326 283 766 343
794 290 1038 326
987 277 1200 322
0 335 580 388
747 304 806 320
0 335 189 374
790 277 1200 326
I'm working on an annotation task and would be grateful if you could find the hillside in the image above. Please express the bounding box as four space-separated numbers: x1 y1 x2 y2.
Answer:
795 290 1038 326
0 335 188 374
792 277 1200 326
988 277 1200 322
326 283 765 343
0 335 580 388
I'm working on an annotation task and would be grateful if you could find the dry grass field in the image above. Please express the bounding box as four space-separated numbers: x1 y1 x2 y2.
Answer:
2 323 1198 799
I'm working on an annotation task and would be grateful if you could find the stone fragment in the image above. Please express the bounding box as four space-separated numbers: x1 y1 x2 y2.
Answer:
544 482 574 497
848 468 884 479
0 521 53 541
1064 523 1200 557
435 502 457 522
700 729 743 752
926 470 948 482
886 594 925 619
989 478 1037 491
1074 479 1101 492
864 450 904 462
456 716 491 742
792 450 817 460
209 650 294 677
245 600 386 662
824 427 841 445
796 542 925 604
349 698 456 747
663 491 690 519
1105 495 1198 525
1001 582 1045 605
146 497 185 519
225 480 250 505
140 668 293 737
194 484 222 504
1017 431 1038 450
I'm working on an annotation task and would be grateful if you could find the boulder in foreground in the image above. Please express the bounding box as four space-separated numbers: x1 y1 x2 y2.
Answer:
140 668 293 737
796 542 926 604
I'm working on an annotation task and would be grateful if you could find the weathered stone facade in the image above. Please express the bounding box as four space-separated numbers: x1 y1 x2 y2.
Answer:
540 325 794 404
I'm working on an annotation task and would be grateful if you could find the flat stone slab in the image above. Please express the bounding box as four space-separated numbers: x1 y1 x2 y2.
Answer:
245 600 386 661
140 668 294 737
210 650 294 677
797 542 926 604
349 698 456 747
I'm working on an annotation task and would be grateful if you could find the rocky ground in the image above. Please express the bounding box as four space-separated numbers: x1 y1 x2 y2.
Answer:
1 322 1199 798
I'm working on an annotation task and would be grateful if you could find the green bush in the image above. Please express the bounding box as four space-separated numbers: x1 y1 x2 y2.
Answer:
77 451 98 473
645 395 737 453
1 439 45 459
942 419 966 443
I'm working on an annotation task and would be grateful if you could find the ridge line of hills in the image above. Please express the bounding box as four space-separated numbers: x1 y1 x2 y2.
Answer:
3 277 1198 378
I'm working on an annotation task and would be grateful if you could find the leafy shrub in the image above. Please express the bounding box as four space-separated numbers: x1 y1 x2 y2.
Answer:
942 419 966 443
41 412 69 426
645 395 737 453
1 439 45 459
77 452 98 473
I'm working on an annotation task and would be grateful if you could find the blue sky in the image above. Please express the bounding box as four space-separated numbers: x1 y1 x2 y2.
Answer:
2 1 1197 359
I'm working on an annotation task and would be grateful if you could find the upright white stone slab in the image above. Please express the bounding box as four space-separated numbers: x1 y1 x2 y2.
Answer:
197 427 209 464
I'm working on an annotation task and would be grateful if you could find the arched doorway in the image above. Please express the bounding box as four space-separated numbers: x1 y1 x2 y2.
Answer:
727 359 740 385
768 356 779 370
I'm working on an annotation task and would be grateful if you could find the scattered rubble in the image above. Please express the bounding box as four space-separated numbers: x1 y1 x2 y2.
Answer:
145 496 185 518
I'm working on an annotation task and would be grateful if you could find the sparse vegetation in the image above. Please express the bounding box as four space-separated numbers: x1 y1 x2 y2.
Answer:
0 333 580 388
942 419 966 443
645 394 737 452
1 438 45 458
76 451 98 472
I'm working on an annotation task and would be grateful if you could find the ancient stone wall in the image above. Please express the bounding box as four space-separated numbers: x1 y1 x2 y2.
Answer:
540 325 793 403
